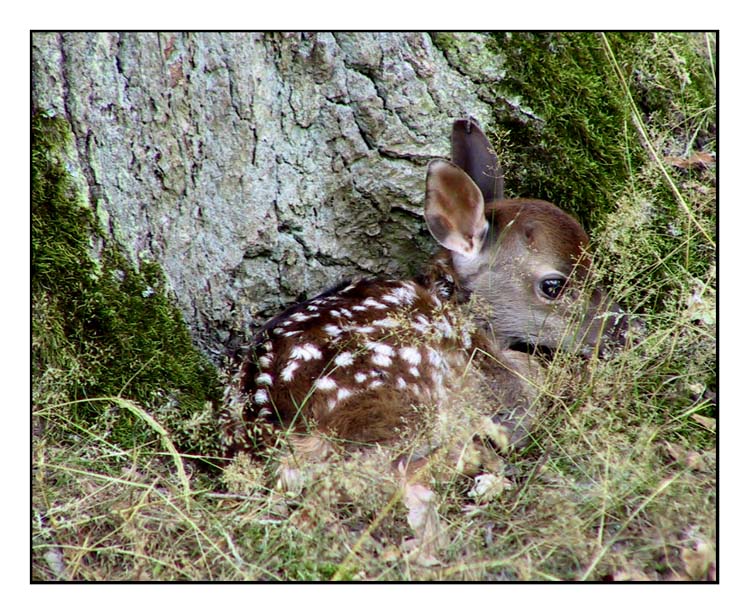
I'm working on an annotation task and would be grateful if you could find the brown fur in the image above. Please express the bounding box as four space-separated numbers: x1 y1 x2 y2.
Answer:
486 199 592 275
220 119 629 518
220 272 484 458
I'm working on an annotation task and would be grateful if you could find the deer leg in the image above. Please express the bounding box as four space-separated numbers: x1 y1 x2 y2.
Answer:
470 344 545 450
394 456 447 567
275 432 334 496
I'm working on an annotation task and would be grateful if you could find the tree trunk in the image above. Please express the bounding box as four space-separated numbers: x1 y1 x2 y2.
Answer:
31 32 503 357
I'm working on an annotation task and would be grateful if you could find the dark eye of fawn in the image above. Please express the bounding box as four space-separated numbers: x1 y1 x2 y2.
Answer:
540 277 566 300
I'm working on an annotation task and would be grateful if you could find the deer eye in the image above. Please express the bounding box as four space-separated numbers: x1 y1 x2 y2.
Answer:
539 276 566 300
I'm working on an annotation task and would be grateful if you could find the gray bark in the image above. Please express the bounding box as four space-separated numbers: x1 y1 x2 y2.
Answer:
31 32 503 358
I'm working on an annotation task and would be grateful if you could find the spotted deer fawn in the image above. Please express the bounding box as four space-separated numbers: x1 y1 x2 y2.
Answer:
220 118 629 560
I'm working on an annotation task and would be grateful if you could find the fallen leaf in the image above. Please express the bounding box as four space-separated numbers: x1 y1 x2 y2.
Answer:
664 441 706 471
402 538 442 567
692 414 716 432
665 151 715 169
468 473 512 502
681 539 716 580
460 503 488 517
379 544 401 563
612 566 652 581
402 481 446 566
44 547 67 580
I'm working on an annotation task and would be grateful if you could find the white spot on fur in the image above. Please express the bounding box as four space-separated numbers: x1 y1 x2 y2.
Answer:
329 309 342 318
427 347 442 367
289 343 323 361
436 316 455 338
427 348 447 371
412 314 430 334
306 304 319 312
337 388 352 401
352 305 368 312
356 325 376 334
281 361 300 382
368 380 384 389
291 312 312 323
324 324 342 338
409 366 420 378
366 341 394 356
258 355 273 369
263 341 273 352
340 308 353 318
371 353 392 367
372 317 399 328
253 389 269 404
282 330 302 337
334 351 354 367
258 408 272 418
396 377 406 389
256 372 273 386
363 297 388 310
382 285 417 306
399 346 421 366
354 372 367 383
316 376 337 391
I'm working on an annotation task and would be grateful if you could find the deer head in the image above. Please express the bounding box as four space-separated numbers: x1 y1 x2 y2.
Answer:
425 118 628 357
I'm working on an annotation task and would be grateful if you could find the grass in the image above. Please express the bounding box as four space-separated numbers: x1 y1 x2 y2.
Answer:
31 32 715 581
31 113 222 458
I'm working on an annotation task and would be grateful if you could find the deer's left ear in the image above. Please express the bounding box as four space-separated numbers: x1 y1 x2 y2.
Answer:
451 117 504 203
424 160 489 258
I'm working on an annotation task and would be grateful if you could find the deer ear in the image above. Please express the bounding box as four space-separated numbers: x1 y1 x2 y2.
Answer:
451 117 504 203
425 160 489 258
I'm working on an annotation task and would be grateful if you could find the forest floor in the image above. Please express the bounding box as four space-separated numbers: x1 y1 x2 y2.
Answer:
31 33 716 583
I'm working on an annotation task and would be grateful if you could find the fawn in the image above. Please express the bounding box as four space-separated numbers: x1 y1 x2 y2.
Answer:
220 118 629 561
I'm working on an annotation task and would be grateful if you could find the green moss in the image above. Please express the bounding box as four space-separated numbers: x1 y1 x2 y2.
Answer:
32 113 222 457
479 31 716 418
484 33 628 227
432 32 716 314
436 32 717 419
482 32 715 231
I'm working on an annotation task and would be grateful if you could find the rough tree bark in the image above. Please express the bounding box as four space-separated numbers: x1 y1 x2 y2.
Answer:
31 32 505 359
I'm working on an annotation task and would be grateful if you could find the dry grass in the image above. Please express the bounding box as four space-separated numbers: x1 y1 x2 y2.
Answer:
32 306 716 582
31 33 715 582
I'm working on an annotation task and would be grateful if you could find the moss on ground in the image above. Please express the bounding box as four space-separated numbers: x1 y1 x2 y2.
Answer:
32 113 222 457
